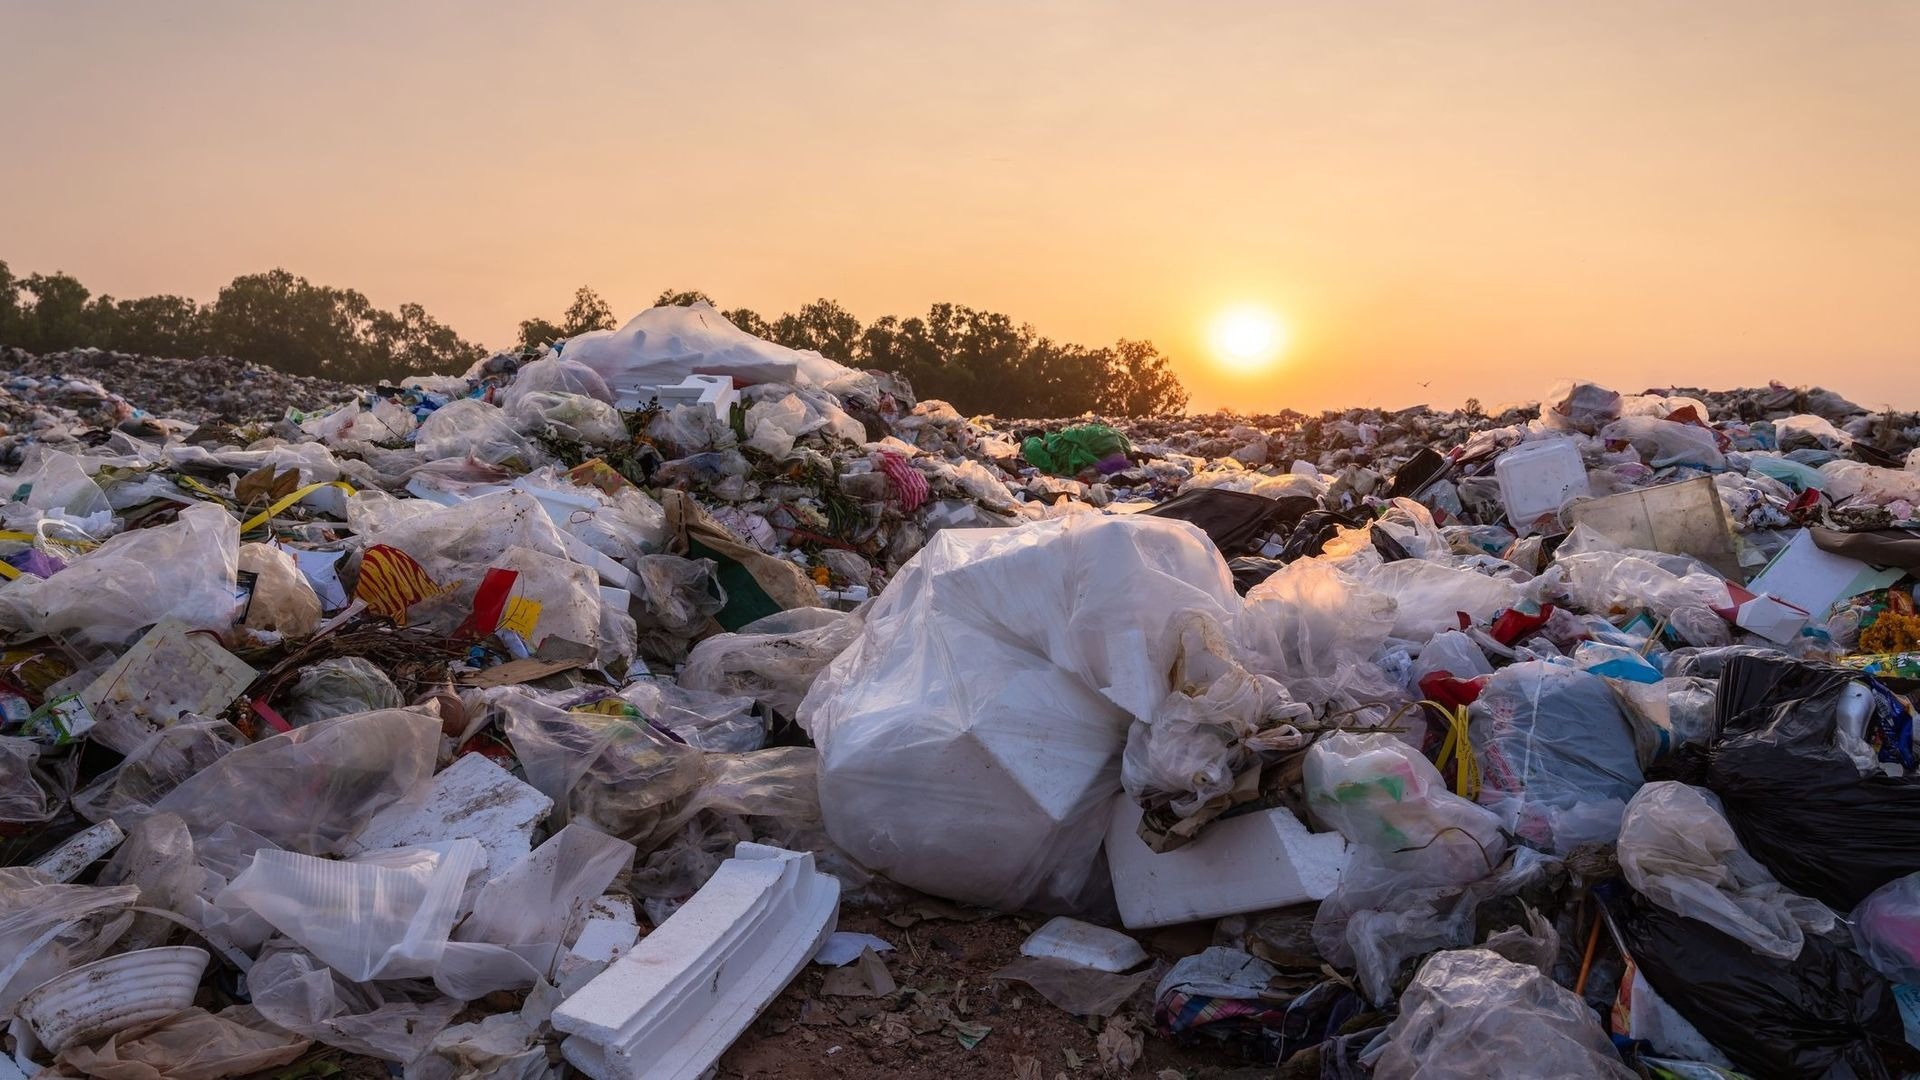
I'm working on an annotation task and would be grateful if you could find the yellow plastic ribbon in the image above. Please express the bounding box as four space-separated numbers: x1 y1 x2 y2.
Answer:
240 480 357 533
0 531 28 580
1427 699 1481 801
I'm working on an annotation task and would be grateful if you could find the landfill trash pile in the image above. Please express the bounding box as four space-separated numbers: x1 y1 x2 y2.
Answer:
6 298 1920 1078
2 347 359 440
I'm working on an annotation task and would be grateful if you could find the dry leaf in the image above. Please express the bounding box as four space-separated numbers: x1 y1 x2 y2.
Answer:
1011 1055 1043 1080
1095 1016 1143 1075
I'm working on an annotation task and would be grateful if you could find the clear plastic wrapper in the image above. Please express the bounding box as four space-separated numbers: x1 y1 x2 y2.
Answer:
505 389 625 446
498 355 614 407
0 867 140 1012
280 657 406 729
681 608 862 719
1235 558 1398 707
153 709 439 855
415 399 537 466
247 948 461 1062
73 718 249 830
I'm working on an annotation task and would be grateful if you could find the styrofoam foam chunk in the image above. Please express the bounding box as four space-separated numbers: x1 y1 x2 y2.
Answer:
1106 799 1347 930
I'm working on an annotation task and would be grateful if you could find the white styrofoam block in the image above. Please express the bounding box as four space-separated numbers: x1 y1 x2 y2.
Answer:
1019 916 1146 973
557 894 641 995
650 375 739 420
552 844 838 1080
1748 527 1895 622
351 754 553 879
1106 799 1347 930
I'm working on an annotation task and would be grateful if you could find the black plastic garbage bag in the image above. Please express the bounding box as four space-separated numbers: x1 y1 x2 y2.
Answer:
1607 888 1906 1080
1142 489 1313 556
1707 655 1920 908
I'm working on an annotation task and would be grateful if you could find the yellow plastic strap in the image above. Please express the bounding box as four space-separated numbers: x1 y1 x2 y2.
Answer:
241 480 357 533
1428 700 1481 801
0 531 26 580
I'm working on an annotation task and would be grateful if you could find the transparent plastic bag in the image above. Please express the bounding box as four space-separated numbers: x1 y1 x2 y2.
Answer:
616 679 763 752
0 502 239 647
1597 415 1725 469
1360 558 1521 640
1371 949 1636 1079
1469 662 1643 853
1851 871 1920 984
350 490 573 633
53 1004 309 1080
801 514 1245 912
247 948 460 1062
500 355 614 407
0 867 140 1012
1236 558 1398 707
1619 782 1834 961
223 840 483 981
1304 732 1505 881
681 608 861 719
2 446 110 517
0 736 54 825
632 553 725 638
154 709 440 855
97 812 206 952
415 399 537 466
73 718 249 830
238 541 322 636
280 657 405 728
505 389 625 446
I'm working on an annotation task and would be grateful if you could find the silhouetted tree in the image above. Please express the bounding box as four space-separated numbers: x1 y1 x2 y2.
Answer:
653 288 716 307
1099 339 1188 416
16 271 92 352
768 298 862 362
518 286 617 347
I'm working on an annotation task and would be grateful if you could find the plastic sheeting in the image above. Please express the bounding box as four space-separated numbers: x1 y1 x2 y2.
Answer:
561 302 855 398
681 608 862 720
1235 558 1398 708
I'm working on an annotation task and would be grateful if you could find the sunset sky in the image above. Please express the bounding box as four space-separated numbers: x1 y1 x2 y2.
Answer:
3 2 1916 413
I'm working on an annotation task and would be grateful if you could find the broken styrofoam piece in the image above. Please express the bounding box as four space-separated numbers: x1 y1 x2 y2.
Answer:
552 843 839 1080
349 753 553 879
812 932 895 968
645 375 739 419
29 820 124 883
557 894 642 995
1105 799 1348 930
12 946 209 1055
1019 916 1147 974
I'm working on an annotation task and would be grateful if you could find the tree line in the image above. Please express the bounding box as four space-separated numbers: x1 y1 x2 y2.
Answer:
0 259 1189 415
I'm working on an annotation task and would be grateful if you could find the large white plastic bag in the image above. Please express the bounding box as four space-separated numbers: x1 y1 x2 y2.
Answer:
1 446 110 517
1360 558 1521 640
0 502 238 647
1852 871 1920 984
1236 558 1398 707
1370 948 1636 1080
1618 782 1834 961
1469 662 1643 853
500 355 614 407
562 302 855 396
505 389 625 446
801 514 1244 912
153 709 439 855
415 399 537 466
1598 415 1726 470
224 840 482 982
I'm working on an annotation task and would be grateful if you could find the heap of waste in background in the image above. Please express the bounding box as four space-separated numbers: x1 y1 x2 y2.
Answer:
5 301 1920 1079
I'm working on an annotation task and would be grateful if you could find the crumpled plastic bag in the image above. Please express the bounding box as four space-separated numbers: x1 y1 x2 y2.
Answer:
247 948 461 1063
153 709 439 855
681 607 862 720
613 679 763 752
0 502 238 647
0 867 139 1012
1469 662 1644 853
52 1005 309 1080
801 514 1252 912
1599 415 1726 469
1 446 111 519
350 490 573 634
415 399 538 466
1369 949 1635 1080
1235 558 1399 708
1618 781 1835 961
499 355 614 407
237 542 321 636
1358 557 1521 640
505 389 625 446
0 735 57 825
280 657 405 729
73 719 249 830
1852 871 1920 985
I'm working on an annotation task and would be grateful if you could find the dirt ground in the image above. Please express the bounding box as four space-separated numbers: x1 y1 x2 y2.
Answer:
251 907 1266 1080
716 909 1261 1080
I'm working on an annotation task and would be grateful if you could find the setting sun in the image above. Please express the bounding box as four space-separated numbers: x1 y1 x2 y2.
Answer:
1209 306 1290 372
